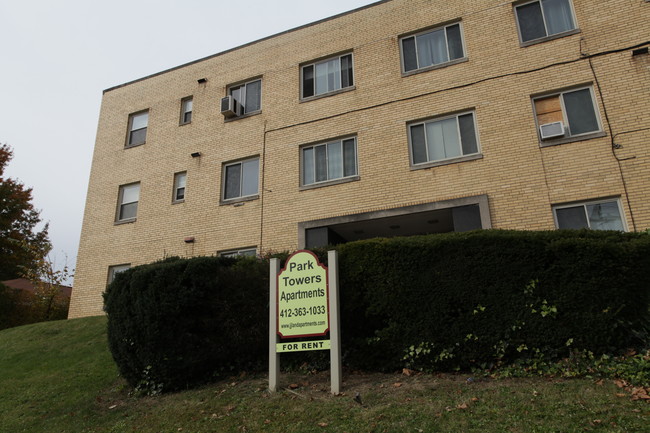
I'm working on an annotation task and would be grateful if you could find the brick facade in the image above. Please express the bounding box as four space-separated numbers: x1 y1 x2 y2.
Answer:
69 0 650 318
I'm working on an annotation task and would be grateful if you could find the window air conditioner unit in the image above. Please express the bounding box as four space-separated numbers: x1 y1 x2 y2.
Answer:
539 121 565 139
220 96 236 118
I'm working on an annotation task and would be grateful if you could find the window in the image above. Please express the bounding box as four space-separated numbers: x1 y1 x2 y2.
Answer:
409 111 480 166
533 86 601 142
220 248 257 258
515 0 577 44
302 137 358 186
126 111 148 147
116 183 140 222
301 53 354 99
222 157 259 201
228 79 261 117
173 172 186 203
401 22 465 73
108 264 130 284
553 199 625 231
180 97 193 124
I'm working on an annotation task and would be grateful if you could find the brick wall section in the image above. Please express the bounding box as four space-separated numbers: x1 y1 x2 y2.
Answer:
69 0 650 318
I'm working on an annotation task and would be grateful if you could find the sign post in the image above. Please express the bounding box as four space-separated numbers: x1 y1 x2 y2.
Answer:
269 250 341 394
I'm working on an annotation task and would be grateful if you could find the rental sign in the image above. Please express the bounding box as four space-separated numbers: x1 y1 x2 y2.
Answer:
277 250 329 340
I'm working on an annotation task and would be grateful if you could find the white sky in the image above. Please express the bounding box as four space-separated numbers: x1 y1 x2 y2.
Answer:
0 0 378 282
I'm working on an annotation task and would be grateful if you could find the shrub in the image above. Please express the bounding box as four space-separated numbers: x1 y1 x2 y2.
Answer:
336 230 650 372
104 256 268 393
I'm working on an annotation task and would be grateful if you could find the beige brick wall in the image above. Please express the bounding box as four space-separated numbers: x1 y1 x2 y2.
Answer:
69 0 650 318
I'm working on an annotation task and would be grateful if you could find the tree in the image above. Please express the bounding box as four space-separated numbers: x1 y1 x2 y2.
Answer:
0 144 50 281
20 247 72 321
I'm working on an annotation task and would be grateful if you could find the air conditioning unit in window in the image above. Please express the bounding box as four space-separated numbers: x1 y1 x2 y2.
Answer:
539 121 565 140
220 96 236 118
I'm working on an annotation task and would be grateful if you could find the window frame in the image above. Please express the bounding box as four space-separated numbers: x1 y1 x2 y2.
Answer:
219 247 257 258
107 264 130 285
552 198 627 231
514 0 579 46
300 135 359 189
179 96 193 125
399 20 468 75
172 171 187 203
407 110 482 169
532 85 604 147
125 110 149 148
221 156 260 204
226 78 262 119
115 182 140 224
300 52 355 101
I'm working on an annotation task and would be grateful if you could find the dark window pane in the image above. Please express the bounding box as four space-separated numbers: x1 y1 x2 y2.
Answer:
302 65 314 98
563 89 599 136
343 139 357 177
341 54 353 88
315 145 327 182
402 37 418 72
224 164 241 199
410 124 427 164
556 206 588 229
129 128 146 146
446 24 464 60
517 2 547 42
303 147 315 185
120 202 138 220
230 86 243 116
245 80 261 113
458 113 478 155
176 187 185 201
183 111 192 123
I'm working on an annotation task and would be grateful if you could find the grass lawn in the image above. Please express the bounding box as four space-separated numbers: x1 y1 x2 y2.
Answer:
0 317 647 432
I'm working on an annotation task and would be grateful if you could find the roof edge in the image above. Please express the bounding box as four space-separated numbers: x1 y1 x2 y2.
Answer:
103 0 390 94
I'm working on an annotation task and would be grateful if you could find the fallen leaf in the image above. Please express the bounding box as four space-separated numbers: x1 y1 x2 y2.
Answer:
318 422 328 427
402 368 415 376
289 383 299 389
264 419 271 424
471 397 479 402
108 405 117 410
614 380 627 388
615 393 627 398
393 382 402 388
457 402 468 410
595 379 604 386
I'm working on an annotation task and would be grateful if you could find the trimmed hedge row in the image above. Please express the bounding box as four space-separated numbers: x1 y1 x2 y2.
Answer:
105 230 650 391
336 230 650 371
104 256 268 392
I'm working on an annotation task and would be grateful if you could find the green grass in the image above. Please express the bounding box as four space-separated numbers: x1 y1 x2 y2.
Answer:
0 317 648 433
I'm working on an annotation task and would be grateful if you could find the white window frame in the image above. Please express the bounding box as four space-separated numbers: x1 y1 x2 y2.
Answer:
173 171 186 203
219 247 257 258
532 85 603 145
107 264 130 285
400 21 467 74
514 0 578 45
180 96 193 125
301 52 354 100
221 157 260 203
301 136 359 188
227 78 262 118
126 110 148 147
552 198 627 231
407 110 481 168
116 182 140 223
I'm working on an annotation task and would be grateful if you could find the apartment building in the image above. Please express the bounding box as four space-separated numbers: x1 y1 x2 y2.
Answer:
69 0 650 318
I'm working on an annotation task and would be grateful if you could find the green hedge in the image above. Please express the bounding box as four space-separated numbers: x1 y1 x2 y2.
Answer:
104 230 650 391
336 230 650 371
104 256 268 393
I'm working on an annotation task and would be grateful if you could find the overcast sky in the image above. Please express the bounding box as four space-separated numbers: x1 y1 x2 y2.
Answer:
0 0 378 282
